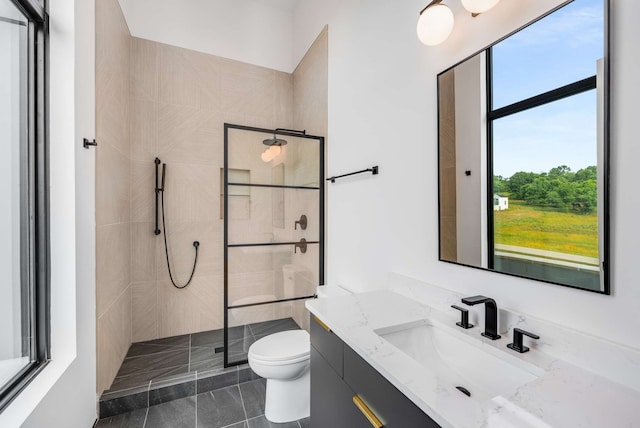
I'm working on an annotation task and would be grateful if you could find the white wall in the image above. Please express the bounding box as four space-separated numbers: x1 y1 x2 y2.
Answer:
295 0 640 349
117 0 295 72
1 0 97 425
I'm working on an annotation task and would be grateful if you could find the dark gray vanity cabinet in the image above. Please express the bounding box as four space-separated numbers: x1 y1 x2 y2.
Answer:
310 316 441 428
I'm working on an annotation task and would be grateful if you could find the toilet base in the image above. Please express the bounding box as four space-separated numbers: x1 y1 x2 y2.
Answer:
264 369 310 423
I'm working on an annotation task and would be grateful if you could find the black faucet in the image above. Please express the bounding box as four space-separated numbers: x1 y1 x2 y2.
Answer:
461 295 501 340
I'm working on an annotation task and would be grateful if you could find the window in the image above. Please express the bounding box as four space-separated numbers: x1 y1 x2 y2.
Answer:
0 0 49 412
487 0 604 287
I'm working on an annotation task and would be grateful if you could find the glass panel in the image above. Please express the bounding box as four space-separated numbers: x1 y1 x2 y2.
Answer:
227 186 319 245
227 128 320 187
492 90 600 290
492 0 604 109
0 0 30 386
227 244 319 305
227 303 303 365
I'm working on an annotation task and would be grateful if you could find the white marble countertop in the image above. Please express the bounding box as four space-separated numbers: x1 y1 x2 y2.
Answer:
306 290 640 428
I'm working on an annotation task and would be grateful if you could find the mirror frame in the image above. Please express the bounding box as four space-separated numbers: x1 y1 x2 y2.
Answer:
436 0 610 294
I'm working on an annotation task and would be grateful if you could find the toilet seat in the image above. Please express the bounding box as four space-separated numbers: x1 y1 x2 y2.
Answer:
249 330 310 365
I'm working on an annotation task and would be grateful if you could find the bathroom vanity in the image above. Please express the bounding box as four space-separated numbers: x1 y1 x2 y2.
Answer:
310 315 439 427
306 277 640 428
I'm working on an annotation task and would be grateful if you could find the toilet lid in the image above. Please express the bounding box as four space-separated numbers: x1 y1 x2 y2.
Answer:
249 330 310 363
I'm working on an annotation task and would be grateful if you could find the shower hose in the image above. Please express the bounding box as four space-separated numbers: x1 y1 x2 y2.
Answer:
160 189 199 289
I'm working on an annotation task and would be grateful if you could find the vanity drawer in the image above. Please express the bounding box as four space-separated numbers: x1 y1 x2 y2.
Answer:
310 315 343 377
310 347 368 428
343 345 440 428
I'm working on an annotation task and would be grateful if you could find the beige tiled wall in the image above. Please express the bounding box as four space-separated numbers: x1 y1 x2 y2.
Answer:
291 27 329 332
96 0 132 396
129 37 298 342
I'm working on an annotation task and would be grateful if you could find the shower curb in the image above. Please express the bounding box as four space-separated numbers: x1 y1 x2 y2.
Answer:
99 365 260 419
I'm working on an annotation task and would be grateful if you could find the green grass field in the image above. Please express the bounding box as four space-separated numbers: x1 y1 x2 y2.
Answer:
494 200 598 258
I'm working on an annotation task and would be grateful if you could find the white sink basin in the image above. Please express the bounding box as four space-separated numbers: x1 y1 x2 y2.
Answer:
375 321 544 402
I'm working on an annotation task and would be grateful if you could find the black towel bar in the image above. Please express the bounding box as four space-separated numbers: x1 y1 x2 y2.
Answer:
327 165 378 183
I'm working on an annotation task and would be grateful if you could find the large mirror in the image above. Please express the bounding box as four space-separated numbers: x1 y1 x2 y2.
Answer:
437 0 609 293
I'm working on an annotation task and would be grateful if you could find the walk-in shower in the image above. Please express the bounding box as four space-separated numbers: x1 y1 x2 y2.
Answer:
222 124 325 367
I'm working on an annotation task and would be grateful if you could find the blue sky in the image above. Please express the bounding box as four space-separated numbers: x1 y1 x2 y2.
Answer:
491 0 604 178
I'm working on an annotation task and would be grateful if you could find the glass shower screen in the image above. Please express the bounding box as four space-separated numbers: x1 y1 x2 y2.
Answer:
223 124 324 367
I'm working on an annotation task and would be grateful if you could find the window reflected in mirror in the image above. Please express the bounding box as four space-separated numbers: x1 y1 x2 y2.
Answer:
437 0 609 293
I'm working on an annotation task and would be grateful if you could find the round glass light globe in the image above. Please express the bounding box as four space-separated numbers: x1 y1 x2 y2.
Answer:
416 4 454 46
460 0 500 14
268 145 281 157
261 150 273 162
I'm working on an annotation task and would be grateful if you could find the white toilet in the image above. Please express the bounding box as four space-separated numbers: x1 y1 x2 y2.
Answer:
247 264 311 422
247 265 351 423
248 329 310 422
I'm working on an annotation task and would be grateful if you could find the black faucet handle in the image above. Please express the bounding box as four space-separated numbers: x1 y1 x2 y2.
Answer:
461 295 493 306
451 305 474 329
507 328 540 353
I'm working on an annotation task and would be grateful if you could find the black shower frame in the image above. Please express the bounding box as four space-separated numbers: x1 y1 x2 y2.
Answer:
223 123 325 368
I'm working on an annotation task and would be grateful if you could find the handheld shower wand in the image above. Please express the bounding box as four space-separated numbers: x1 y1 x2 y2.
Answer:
155 159 199 289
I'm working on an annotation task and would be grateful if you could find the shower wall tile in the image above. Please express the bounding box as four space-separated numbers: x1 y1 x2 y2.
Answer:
96 69 131 157
97 222 132 318
96 0 130 82
96 142 131 226
228 271 277 304
155 221 222 282
220 65 275 120
96 0 132 396
131 222 157 282
158 44 202 108
130 159 156 223
275 71 294 129
130 98 158 162
157 162 218 223
97 286 132 395
293 26 328 138
158 275 222 337
228 302 292 328
131 37 159 102
157 104 222 166
132 281 158 342
291 300 311 333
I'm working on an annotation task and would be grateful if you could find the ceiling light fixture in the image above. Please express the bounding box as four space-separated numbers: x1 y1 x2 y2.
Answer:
417 0 501 46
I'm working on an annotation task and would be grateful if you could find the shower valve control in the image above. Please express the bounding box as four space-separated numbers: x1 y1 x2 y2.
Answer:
294 238 308 254
295 215 308 230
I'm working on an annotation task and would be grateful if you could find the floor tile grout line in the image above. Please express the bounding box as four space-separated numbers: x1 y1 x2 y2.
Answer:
237 382 249 422
194 385 198 428
188 334 192 372
142 407 149 428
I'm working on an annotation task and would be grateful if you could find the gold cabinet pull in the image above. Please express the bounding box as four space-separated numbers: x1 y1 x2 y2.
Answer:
313 316 331 332
353 395 384 428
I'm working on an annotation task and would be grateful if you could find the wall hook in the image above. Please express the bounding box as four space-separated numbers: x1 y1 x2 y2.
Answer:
83 138 97 149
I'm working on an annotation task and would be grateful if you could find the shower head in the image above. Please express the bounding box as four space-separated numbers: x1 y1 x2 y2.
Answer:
263 134 288 146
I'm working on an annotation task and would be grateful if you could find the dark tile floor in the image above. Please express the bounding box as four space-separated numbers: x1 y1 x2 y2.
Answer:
104 318 300 397
98 318 304 425
96 378 311 428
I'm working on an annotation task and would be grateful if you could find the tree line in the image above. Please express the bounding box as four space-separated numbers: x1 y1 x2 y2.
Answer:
494 165 597 214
